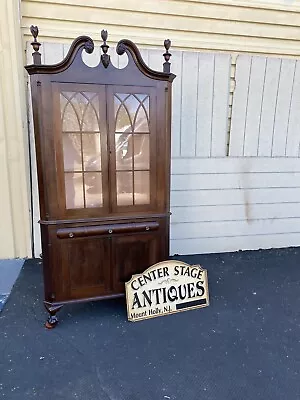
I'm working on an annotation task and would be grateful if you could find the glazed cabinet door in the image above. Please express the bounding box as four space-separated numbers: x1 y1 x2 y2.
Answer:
107 86 158 214
112 233 160 293
53 83 110 219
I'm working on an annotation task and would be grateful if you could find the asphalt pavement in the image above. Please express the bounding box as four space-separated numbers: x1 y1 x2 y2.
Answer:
0 248 299 400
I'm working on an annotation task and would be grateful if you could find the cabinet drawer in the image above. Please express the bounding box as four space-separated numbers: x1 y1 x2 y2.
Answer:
56 221 160 239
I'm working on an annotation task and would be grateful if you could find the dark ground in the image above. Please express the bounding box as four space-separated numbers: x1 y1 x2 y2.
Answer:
0 248 300 400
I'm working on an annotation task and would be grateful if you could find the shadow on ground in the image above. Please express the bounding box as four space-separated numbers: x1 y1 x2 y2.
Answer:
0 248 300 399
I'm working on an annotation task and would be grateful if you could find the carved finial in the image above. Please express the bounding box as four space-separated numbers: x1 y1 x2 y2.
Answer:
163 39 172 73
100 29 110 68
30 25 42 65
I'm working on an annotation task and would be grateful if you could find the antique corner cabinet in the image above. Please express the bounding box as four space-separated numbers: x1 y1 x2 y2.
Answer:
25 27 175 328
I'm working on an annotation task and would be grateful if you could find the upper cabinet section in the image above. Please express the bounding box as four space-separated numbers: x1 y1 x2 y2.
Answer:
25 27 175 221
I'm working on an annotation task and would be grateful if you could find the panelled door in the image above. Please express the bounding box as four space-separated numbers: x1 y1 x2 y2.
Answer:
53 83 110 219
112 233 160 293
107 86 157 214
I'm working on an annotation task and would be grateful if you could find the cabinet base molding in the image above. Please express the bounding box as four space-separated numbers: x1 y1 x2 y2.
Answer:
43 293 125 328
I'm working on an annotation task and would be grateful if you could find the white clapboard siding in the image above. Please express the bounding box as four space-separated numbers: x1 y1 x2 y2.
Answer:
171 157 300 174
22 0 300 57
171 187 300 207
171 172 300 190
171 203 300 224
171 233 300 256
171 218 300 240
230 55 300 157
170 156 300 255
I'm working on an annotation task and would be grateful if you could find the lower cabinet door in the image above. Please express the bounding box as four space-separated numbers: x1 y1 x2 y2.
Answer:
58 236 112 300
112 233 160 293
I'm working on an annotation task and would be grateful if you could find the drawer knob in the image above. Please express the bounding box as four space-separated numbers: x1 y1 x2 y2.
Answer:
108 229 113 234
145 226 150 231
69 232 74 238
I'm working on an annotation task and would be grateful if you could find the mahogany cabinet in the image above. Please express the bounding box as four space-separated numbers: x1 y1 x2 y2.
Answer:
25 27 175 327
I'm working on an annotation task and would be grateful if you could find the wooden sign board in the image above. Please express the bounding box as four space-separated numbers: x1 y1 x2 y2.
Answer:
125 260 209 322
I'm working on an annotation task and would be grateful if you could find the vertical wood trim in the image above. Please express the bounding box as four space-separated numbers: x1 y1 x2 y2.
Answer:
109 47 119 68
148 49 162 72
196 53 214 157
243 57 266 156
211 53 231 157
180 51 198 157
43 42 64 64
284 63 297 156
285 60 300 157
63 43 71 58
194 53 200 156
118 51 128 69
229 55 252 156
242 58 252 155
271 59 296 157
140 48 149 66
256 59 267 156
257 58 281 156
81 45 100 67
170 51 182 158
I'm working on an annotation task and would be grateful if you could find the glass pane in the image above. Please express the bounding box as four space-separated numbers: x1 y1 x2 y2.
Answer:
133 134 149 170
65 173 84 209
84 172 103 207
115 133 133 171
115 102 132 132
134 171 150 205
62 133 82 171
83 134 101 171
61 94 80 132
134 105 149 132
82 93 99 131
117 171 133 206
61 92 99 132
115 94 149 133
116 93 130 102
143 96 149 114
136 94 148 103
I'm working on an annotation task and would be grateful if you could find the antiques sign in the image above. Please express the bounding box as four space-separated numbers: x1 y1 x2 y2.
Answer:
125 260 209 322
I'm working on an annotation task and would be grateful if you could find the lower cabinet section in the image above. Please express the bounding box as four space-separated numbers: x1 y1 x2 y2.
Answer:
42 217 168 303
